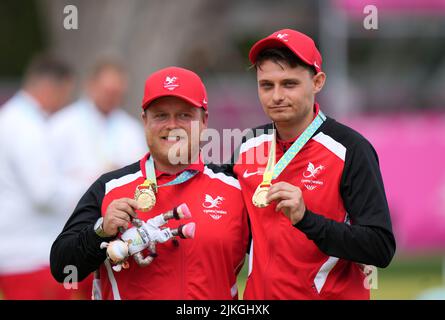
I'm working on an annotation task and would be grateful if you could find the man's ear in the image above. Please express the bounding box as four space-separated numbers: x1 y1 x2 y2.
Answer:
202 109 209 128
141 110 147 124
313 72 326 94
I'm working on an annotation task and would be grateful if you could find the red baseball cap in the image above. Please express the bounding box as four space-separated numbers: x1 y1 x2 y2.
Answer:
141 66 208 110
249 29 322 73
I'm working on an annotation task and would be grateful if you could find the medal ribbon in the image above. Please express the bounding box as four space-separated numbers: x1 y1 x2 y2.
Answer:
259 110 326 186
144 155 199 191
273 111 326 179
259 128 276 187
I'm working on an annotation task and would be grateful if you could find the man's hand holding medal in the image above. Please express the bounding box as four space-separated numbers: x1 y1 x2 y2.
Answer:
100 151 200 272
252 113 326 224
266 181 306 225
101 202 195 272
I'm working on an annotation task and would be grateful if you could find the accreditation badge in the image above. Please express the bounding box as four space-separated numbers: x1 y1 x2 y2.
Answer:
134 180 156 212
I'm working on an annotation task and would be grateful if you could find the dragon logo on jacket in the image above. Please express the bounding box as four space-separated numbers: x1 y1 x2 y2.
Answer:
301 162 325 191
202 194 227 220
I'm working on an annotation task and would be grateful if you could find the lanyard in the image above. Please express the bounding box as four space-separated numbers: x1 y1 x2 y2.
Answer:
260 111 326 186
144 155 199 191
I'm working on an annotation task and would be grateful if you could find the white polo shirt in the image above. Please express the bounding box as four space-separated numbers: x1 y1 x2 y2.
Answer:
0 91 84 274
49 98 147 193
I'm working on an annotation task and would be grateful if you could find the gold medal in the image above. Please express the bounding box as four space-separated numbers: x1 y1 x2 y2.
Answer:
134 181 156 212
252 184 270 208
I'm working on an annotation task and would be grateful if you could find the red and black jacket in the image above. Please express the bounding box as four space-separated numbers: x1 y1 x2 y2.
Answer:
51 154 249 300
228 107 395 299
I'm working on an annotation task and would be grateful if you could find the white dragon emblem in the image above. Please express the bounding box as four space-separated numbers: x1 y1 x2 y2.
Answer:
165 76 177 85
164 76 179 91
202 194 224 209
303 162 324 178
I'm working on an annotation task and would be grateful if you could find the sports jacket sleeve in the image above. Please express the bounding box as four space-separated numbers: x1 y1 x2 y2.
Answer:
50 176 115 283
294 138 396 268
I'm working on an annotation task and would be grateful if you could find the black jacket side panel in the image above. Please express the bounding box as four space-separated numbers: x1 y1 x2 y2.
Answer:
295 118 396 267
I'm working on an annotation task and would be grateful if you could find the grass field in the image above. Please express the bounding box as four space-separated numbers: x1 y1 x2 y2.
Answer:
236 254 445 300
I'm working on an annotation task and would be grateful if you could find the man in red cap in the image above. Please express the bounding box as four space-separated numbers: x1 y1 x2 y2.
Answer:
229 29 395 299
50 66 249 299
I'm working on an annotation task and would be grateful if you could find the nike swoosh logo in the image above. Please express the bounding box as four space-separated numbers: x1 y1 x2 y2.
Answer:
243 170 263 178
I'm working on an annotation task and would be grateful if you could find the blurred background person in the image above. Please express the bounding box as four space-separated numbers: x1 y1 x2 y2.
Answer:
51 59 146 190
0 54 75 299
49 59 146 298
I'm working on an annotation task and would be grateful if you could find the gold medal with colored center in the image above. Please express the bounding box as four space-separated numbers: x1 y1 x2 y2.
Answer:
134 184 156 212
252 184 270 208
